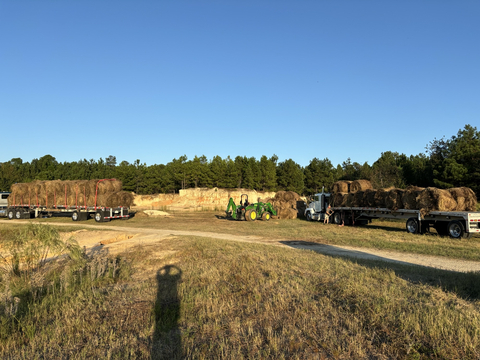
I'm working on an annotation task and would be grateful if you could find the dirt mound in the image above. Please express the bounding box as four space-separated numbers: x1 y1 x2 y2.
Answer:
9 179 130 208
350 180 373 193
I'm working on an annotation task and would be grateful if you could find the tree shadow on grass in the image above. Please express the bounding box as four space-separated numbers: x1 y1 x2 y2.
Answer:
151 265 183 359
280 240 480 302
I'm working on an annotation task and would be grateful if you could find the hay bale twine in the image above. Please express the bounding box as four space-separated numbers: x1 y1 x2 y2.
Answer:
401 186 424 210
416 187 457 217
350 180 373 193
448 187 477 211
363 189 376 207
385 188 404 210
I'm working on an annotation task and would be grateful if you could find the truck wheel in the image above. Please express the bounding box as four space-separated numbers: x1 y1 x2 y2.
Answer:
72 211 80 221
447 220 465 239
245 209 257 221
406 218 419 234
15 209 23 220
333 212 342 225
306 212 312 221
94 210 104 222
262 212 271 221
7 209 15 220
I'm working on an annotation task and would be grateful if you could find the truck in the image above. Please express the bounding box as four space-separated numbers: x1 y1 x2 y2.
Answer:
305 190 480 239
1 179 130 222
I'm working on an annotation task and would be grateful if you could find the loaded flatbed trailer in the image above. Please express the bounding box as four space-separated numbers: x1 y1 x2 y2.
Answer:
305 191 480 239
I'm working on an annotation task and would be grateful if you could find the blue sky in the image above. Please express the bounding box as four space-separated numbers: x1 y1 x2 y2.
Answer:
1 0 478 167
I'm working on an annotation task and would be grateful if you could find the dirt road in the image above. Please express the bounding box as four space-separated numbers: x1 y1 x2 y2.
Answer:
2 220 480 273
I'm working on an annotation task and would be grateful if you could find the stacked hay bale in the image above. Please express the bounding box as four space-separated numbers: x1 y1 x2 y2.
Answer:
385 188 404 210
261 191 302 219
416 187 457 217
448 187 477 211
331 192 347 207
8 179 133 208
363 189 376 207
332 181 352 193
350 180 373 193
401 186 424 210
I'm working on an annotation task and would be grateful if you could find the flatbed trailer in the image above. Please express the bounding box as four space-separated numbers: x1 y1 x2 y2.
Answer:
305 191 480 239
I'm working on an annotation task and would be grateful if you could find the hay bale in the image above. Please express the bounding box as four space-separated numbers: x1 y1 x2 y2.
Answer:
401 186 424 210
448 187 477 211
332 181 351 193
374 188 393 208
385 188 404 210
331 192 347 207
353 191 365 207
416 187 457 217
363 189 376 207
345 193 355 207
105 191 134 208
276 207 297 220
350 180 373 193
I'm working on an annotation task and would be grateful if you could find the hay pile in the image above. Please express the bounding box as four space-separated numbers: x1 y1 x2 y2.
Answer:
350 180 373 193
9 179 133 208
261 191 302 219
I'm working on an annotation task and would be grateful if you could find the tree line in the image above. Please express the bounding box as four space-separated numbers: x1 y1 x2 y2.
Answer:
1 125 479 197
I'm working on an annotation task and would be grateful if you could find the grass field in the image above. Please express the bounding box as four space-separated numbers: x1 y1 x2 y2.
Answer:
1 224 480 359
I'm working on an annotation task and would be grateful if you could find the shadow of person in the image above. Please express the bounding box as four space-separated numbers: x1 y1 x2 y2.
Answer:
151 265 183 359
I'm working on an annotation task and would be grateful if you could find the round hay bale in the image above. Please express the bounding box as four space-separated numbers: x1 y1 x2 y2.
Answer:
105 191 134 208
353 191 365 207
331 192 347 207
350 180 373 193
332 181 350 193
374 188 393 208
416 187 457 217
385 188 404 210
363 189 376 207
448 187 477 211
401 186 424 210
345 193 355 207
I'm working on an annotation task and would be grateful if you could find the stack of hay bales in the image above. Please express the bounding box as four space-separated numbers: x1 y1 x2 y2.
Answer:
332 181 352 193
416 187 458 217
350 180 373 193
448 187 477 212
8 179 133 208
401 186 424 209
261 191 302 219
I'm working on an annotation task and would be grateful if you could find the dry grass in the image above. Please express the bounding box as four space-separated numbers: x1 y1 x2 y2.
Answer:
3 232 480 359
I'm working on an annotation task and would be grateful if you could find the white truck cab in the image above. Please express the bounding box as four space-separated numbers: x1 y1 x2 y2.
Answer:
305 190 331 221
0 192 10 217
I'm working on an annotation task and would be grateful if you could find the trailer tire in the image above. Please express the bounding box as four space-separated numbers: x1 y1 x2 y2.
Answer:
305 212 312 221
72 211 80 221
447 220 465 239
245 209 257 221
94 210 104 222
7 209 15 220
406 218 420 234
333 212 342 225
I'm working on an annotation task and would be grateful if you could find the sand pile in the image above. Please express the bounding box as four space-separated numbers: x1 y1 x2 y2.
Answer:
9 179 132 208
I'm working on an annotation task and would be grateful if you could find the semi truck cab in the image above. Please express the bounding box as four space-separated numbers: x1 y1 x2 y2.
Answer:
0 192 10 217
305 191 331 221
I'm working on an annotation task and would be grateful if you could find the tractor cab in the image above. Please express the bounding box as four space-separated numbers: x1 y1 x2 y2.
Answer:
240 194 249 207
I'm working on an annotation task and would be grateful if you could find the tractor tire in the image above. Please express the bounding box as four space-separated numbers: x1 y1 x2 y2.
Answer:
262 212 271 221
245 209 257 221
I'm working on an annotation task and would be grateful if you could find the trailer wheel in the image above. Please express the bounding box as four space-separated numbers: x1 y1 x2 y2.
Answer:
406 218 419 234
94 210 104 222
447 220 465 239
333 212 342 225
7 209 14 220
72 211 80 221
305 212 312 221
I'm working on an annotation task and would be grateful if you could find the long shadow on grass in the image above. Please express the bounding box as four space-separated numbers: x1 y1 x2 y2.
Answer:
281 240 480 301
151 265 183 359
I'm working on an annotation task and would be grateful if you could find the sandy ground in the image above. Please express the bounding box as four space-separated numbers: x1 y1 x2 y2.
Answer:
2 220 480 273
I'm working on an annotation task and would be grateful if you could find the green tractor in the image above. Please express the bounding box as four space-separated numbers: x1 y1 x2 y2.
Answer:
225 194 277 221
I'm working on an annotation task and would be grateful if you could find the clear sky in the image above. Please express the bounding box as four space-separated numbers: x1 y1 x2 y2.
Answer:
1 0 478 167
